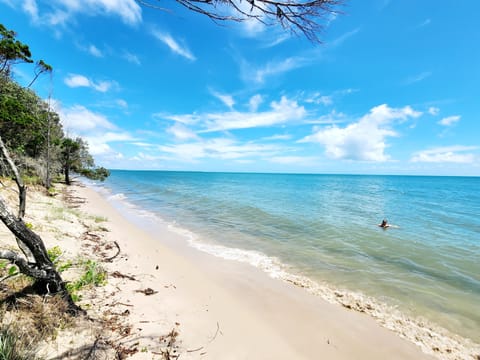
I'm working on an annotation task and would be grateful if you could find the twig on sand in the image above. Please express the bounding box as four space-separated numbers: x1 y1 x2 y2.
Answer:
187 346 204 353
110 270 136 281
105 241 121 262
135 288 158 296
208 322 222 344
85 336 102 359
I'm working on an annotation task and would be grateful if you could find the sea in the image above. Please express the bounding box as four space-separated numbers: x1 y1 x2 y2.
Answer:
85 170 480 351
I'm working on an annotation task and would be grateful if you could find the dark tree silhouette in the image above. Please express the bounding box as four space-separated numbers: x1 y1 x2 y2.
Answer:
137 0 343 42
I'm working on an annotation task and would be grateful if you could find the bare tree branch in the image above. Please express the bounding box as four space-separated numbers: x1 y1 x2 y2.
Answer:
136 0 344 42
0 249 49 280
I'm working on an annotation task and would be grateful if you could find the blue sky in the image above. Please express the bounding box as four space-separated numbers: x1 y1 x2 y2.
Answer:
2 0 479 175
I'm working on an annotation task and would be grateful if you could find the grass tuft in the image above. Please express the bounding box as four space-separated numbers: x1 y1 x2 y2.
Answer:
0 324 42 360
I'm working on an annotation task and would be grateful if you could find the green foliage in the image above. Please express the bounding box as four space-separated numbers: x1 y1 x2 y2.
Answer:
47 246 72 273
7 266 18 277
0 23 33 76
78 167 110 182
65 260 107 302
47 246 62 264
0 325 40 360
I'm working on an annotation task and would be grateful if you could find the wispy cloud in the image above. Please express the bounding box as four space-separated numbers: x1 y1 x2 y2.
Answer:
166 123 199 141
64 73 117 93
210 89 235 109
329 27 361 47
416 18 432 28
411 146 477 163
244 56 310 84
438 115 461 126
428 107 440 115
300 104 422 162
162 96 306 133
58 105 117 132
123 51 141 65
22 0 39 21
56 103 135 158
404 71 432 85
158 138 281 162
249 94 263 112
152 29 196 61
88 44 103 57
17 0 142 28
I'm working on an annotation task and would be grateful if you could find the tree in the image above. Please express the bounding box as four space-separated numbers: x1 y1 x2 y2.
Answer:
61 138 80 186
61 137 110 185
0 23 33 79
137 0 343 42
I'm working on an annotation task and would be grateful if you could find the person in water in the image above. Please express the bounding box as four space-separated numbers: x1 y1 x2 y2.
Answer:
379 219 390 228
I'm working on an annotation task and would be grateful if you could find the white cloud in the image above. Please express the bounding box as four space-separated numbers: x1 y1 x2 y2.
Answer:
166 123 199 141
64 73 116 92
305 92 333 106
416 18 431 28
404 71 432 85
329 27 360 47
159 95 306 133
86 132 134 156
211 90 235 109
245 56 309 84
22 0 142 27
152 30 196 61
262 134 292 141
123 51 141 65
116 99 128 109
88 44 103 57
300 104 422 162
64 74 90 88
411 146 477 163
159 138 280 161
22 0 39 21
202 96 306 132
59 105 117 132
438 115 461 126
57 103 135 157
249 94 263 112
428 107 440 115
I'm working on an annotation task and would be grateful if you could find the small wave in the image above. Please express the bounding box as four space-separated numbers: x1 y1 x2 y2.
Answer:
109 193 127 201
166 223 289 279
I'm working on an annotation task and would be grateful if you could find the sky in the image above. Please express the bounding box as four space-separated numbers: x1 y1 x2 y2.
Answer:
1 0 479 176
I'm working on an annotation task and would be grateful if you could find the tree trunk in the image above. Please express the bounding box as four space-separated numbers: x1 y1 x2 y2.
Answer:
0 135 81 314
0 136 27 218
0 194 82 314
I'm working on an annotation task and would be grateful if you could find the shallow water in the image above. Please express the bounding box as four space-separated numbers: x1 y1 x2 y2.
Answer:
90 171 480 344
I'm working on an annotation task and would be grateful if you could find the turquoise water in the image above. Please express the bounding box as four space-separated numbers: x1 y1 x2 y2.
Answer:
92 171 480 344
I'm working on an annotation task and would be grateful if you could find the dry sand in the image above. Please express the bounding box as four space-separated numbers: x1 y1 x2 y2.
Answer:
0 180 445 359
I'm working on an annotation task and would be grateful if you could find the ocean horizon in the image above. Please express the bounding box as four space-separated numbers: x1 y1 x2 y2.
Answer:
84 170 480 349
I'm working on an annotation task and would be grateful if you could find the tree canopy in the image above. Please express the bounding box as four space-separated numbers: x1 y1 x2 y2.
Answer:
0 23 108 186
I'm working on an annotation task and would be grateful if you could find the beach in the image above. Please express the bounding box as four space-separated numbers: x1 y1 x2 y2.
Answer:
72 182 439 359
1 177 479 359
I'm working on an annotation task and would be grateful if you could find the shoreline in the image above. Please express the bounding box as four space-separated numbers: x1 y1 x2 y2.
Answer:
83 179 480 360
73 181 442 360
2 179 476 359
